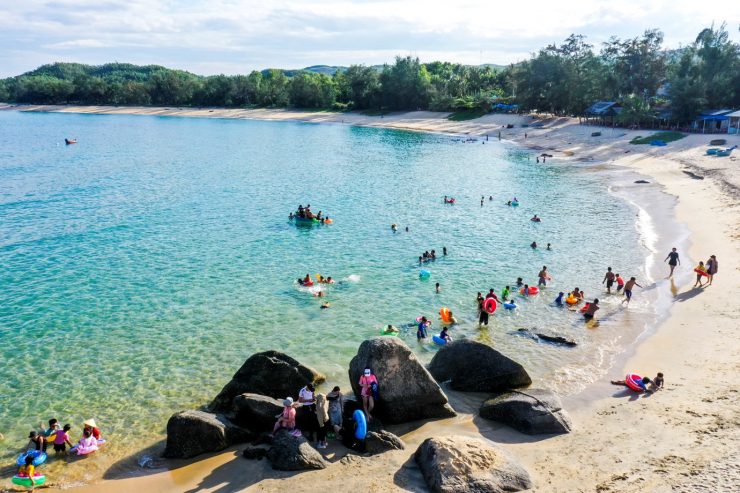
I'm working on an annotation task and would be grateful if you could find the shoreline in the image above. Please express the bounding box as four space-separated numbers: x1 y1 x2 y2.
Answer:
4 104 740 492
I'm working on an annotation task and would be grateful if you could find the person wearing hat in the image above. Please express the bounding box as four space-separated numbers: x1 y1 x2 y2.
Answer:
706 255 718 285
24 430 47 454
270 397 296 437
83 419 100 440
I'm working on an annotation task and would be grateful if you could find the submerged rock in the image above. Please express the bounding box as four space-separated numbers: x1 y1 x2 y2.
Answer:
163 410 255 459
267 429 328 471
428 339 532 392
480 388 572 435
209 350 325 413
349 337 456 424
517 328 577 347
415 435 533 493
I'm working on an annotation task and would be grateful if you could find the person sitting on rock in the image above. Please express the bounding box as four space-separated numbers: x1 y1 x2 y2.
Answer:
326 386 344 439
270 397 296 437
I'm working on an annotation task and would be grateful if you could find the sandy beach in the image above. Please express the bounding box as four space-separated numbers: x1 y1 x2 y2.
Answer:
3 103 740 492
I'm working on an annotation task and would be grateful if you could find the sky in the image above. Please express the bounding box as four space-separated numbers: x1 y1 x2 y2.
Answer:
1 0 739 78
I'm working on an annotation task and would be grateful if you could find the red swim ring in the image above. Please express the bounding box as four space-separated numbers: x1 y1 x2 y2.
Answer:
300 281 314 286
483 297 497 314
520 287 539 295
625 373 643 391
579 303 590 313
694 268 708 277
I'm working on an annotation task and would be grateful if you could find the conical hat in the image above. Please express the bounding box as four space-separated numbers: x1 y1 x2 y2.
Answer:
83 419 97 428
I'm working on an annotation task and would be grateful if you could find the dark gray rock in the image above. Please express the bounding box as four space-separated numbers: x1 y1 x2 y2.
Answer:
209 351 325 413
266 429 328 471
428 339 532 392
232 393 284 431
242 447 268 460
415 435 533 493
163 410 255 459
364 430 405 455
349 337 456 424
480 388 572 435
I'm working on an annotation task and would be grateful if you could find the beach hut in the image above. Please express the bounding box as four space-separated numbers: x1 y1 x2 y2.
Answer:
584 102 622 126
728 110 740 135
696 110 733 133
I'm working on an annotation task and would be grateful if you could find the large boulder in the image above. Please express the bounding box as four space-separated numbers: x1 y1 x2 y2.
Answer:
232 393 284 431
364 430 406 455
163 410 255 459
349 337 456 424
209 351 325 413
267 430 329 471
480 388 572 435
428 339 532 392
415 435 533 493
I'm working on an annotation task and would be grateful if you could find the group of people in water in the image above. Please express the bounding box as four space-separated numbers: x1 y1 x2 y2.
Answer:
419 247 447 263
289 204 331 223
14 418 102 488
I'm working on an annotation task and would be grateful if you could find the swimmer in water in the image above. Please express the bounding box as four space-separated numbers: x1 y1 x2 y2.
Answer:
314 291 325 297
321 303 330 309
392 224 398 233
531 242 537 248
502 286 510 300
443 247 447 255
583 299 600 319
436 283 441 293
522 284 530 296
439 327 452 342
547 243 552 250
555 292 565 305
516 277 524 286
405 226 409 232
417 317 429 340
489 196 493 201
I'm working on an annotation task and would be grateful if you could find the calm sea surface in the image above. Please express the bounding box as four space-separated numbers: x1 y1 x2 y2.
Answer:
0 111 656 484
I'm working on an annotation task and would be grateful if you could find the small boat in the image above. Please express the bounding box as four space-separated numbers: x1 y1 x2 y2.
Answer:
65 139 77 145
715 147 735 157
706 148 721 155
506 124 514 128
294 216 319 224
710 139 726 146
591 132 601 137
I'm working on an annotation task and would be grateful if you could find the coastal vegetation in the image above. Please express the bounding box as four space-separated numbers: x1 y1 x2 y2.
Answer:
629 132 686 145
0 24 738 122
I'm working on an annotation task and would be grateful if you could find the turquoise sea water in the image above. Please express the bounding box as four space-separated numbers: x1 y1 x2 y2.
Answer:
0 111 656 485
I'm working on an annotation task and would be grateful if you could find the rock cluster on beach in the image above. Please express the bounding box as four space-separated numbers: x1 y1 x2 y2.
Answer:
163 337 570 487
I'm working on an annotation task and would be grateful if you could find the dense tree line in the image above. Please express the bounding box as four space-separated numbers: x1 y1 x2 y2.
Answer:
0 23 738 120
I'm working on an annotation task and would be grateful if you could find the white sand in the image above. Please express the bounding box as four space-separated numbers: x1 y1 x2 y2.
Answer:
4 104 740 492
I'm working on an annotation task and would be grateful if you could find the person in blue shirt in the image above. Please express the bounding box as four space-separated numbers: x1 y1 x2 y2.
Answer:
555 292 565 305
416 317 429 340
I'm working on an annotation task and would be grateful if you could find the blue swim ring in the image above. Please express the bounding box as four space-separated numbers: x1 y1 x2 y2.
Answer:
432 335 447 345
503 302 517 309
353 409 367 439
17 450 46 467
419 270 431 278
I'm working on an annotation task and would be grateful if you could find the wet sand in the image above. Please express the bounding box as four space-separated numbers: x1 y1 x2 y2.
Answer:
3 104 739 492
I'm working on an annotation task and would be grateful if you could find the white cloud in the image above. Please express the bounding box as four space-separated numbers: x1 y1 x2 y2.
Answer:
0 0 739 77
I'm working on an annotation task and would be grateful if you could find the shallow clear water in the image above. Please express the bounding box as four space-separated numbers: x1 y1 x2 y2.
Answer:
0 111 655 484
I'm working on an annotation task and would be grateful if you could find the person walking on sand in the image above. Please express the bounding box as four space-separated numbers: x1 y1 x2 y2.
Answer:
603 267 615 293
664 248 680 277
706 255 718 285
693 261 708 288
621 277 643 305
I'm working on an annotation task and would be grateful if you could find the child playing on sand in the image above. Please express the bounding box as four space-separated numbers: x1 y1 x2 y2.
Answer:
650 372 664 392
18 455 40 490
53 424 73 453
611 376 652 391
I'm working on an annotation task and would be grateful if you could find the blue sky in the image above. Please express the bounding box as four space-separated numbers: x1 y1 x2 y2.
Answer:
1 0 739 77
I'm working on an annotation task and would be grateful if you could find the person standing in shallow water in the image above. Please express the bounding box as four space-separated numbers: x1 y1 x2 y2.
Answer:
664 248 680 277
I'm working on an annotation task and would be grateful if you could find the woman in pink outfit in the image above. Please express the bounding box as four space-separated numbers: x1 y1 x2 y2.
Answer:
75 429 99 455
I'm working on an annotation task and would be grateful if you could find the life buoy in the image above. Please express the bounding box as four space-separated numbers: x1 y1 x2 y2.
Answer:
694 268 708 277
432 335 447 345
353 410 367 439
440 307 452 323
503 302 517 309
521 287 539 295
300 281 314 286
579 303 590 313
483 297 497 314
419 270 431 278
625 373 644 391
566 296 579 305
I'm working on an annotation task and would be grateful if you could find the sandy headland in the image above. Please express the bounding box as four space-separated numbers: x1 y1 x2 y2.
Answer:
3 103 740 492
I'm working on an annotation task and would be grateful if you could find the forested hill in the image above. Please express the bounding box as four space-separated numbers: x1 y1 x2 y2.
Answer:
1 23 738 122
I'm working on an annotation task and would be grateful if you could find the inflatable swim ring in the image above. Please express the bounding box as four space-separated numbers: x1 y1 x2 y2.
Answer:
579 303 590 313
300 280 314 286
382 325 397 336
565 296 578 305
521 287 539 295
295 216 319 225
512 201 519 207
444 198 456 204
353 410 367 439
440 307 452 323
414 317 432 327
17 451 46 467
12 474 46 487
432 335 448 345
419 270 431 278
325 219 333 224
503 302 517 309
625 374 644 392
531 218 541 222
483 297 497 314
70 438 107 455
694 268 708 277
